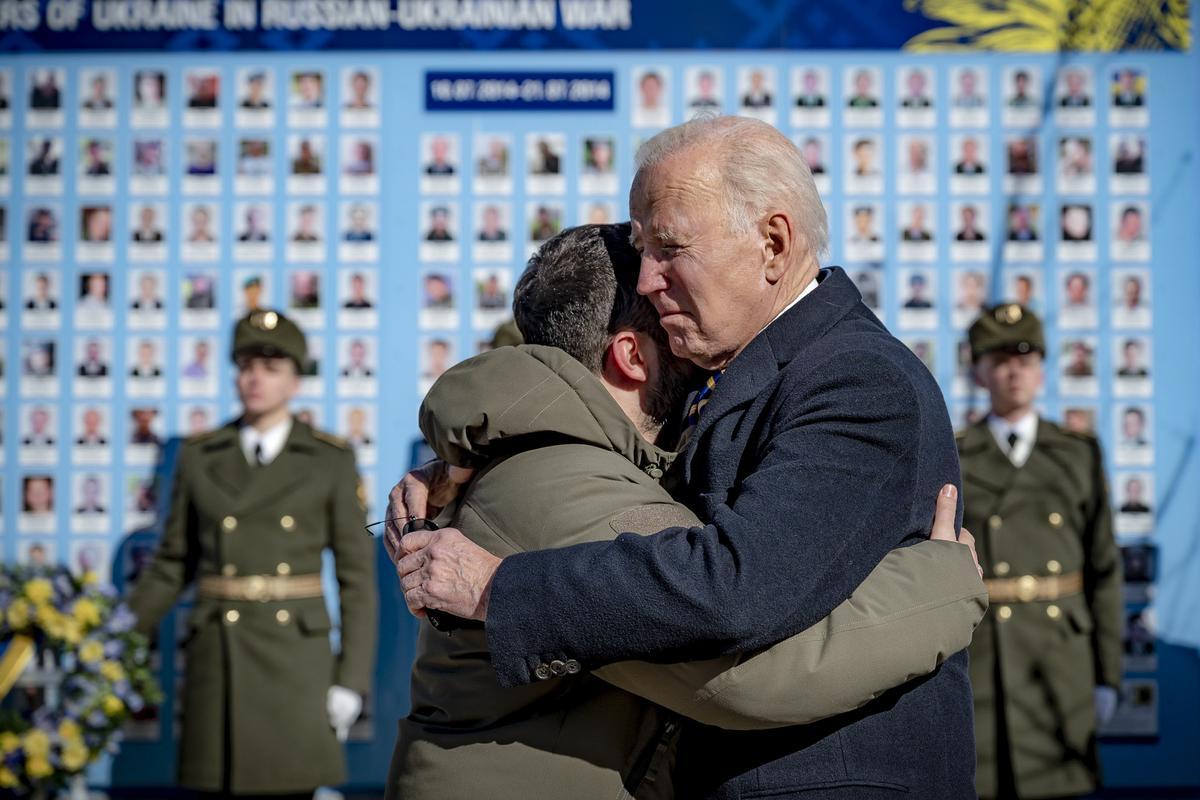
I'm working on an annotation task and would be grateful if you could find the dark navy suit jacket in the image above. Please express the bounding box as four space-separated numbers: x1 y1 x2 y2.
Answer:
486 267 976 798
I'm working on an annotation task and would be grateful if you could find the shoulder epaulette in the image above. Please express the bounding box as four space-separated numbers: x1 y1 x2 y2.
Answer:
312 429 350 450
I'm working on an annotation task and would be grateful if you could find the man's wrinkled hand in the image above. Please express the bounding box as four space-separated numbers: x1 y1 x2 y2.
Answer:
383 460 475 572
397 527 500 621
930 484 982 579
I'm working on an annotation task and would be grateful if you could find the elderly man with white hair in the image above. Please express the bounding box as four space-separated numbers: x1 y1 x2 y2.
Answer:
391 115 978 799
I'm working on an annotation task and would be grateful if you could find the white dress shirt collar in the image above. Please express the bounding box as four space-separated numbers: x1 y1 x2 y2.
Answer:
987 410 1039 467
759 277 820 337
240 416 293 466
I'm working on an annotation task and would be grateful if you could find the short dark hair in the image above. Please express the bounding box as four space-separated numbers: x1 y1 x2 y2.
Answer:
513 223 661 374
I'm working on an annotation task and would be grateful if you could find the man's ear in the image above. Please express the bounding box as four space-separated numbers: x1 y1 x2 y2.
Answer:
762 211 796 284
970 359 987 389
605 330 650 386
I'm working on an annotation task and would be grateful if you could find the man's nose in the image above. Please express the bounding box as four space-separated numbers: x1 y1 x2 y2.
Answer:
637 255 668 296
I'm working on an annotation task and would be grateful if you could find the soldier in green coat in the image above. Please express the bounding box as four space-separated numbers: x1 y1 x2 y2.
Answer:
960 304 1123 799
128 309 378 798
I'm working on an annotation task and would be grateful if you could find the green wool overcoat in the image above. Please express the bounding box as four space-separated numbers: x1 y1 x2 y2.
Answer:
959 418 1122 799
128 418 377 794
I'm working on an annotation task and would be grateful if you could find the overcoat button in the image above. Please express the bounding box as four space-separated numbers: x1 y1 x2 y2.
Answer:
223 516 238 531
276 609 291 625
225 609 240 624
997 606 1013 621
988 515 1003 531
549 659 567 675
280 515 296 531
534 664 552 680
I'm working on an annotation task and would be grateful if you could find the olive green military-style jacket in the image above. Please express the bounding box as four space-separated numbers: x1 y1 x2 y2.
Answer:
388 345 988 800
128 418 377 794
959 418 1123 799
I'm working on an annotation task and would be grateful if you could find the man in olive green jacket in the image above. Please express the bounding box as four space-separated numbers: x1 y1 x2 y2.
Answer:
129 310 377 797
388 225 987 799
961 305 1123 799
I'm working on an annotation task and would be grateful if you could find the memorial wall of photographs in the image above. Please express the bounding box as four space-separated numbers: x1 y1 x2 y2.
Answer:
1 63 384 586
1 54 1164 738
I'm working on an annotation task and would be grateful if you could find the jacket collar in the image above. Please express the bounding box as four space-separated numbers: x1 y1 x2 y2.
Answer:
685 267 861 461
202 416 318 513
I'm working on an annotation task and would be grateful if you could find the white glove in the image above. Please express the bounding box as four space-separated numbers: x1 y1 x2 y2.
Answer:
1094 686 1119 725
326 685 363 742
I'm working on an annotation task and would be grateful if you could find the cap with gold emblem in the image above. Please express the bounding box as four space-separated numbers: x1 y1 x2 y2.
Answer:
231 309 308 368
968 303 1045 361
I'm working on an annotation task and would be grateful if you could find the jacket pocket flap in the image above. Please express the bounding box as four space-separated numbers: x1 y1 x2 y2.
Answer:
297 605 333 635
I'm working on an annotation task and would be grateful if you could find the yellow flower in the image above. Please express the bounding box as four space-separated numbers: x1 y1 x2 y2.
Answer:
22 729 51 759
61 741 90 772
23 578 53 605
99 661 126 683
6 598 30 628
61 619 83 645
0 767 17 788
58 719 82 742
25 755 53 779
81 571 99 587
72 598 101 628
0 732 19 755
35 606 66 641
102 694 125 716
79 640 104 665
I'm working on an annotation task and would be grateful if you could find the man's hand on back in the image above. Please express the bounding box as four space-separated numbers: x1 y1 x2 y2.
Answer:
397 527 500 621
383 459 476 611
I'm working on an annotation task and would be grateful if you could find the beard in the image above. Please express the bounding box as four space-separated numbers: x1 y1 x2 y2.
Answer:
643 345 705 432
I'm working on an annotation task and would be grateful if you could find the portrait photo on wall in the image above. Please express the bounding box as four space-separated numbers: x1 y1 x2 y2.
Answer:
290 69 325 109
344 67 379 110
738 66 776 123
949 65 988 126
685 66 724 116
429 131 463 177
339 269 377 312
80 68 115 113
238 67 273 110
134 69 166 111
184 67 221 122
631 66 670 129
79 137 114 179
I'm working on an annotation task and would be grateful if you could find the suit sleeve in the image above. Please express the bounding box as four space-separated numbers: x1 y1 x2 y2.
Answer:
595 540 987 730
1083 438 1123 689
127 445 200 635
485 351 937 688
329 446 378 694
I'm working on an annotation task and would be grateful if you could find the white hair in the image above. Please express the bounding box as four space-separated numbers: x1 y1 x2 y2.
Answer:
633 114 829 257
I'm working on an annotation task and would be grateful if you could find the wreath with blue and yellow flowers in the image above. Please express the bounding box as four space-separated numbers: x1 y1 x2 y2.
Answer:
0 564 161 795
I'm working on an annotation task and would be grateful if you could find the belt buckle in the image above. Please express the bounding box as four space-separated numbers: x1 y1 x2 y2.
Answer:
244 575 269 602
1016 575 1038 603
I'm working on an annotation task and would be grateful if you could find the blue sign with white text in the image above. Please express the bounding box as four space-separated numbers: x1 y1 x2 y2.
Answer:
424 71 614 111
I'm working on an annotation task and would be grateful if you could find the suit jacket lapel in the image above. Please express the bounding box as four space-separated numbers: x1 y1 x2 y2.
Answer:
231 419 316 515
683 267 863 480
959 419 1022 512
203 423 253 502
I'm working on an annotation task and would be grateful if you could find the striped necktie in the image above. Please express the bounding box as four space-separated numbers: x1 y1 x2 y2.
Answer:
679 370 724 447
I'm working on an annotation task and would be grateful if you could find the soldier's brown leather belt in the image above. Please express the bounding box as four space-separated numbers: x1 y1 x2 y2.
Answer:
984 571 1083 603
197 574 323 602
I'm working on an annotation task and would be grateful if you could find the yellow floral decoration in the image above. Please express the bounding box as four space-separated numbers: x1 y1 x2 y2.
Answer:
904 0 1191 51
